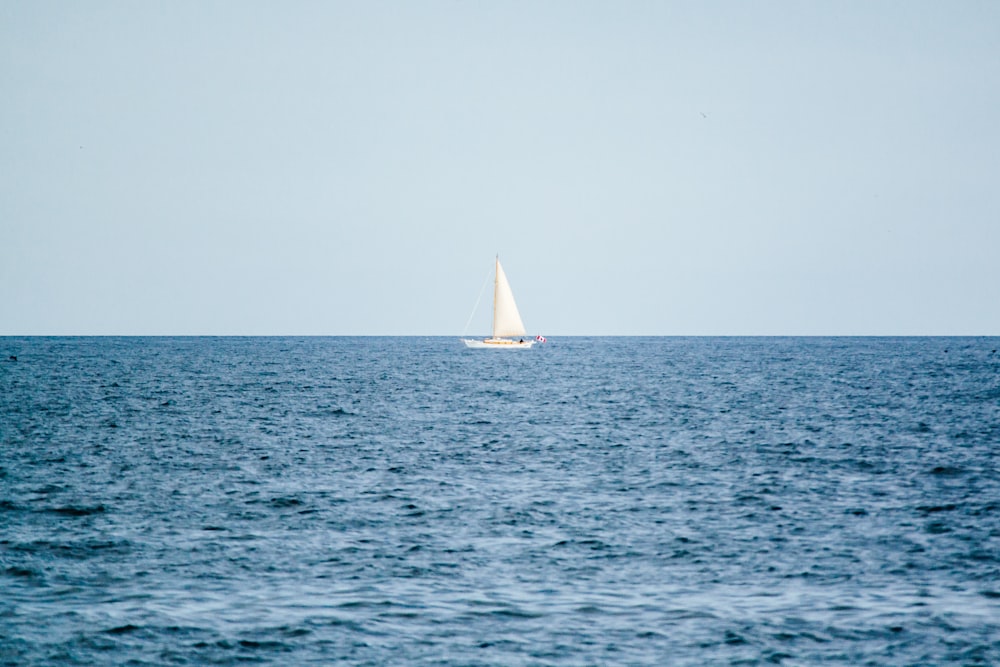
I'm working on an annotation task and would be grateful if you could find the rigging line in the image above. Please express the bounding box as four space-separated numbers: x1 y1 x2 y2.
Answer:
461 267 494 336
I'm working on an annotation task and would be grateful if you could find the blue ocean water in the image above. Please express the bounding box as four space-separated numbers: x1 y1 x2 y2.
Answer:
1 336 998 665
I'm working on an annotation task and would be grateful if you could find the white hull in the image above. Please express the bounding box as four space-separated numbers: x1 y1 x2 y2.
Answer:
462 338 534 349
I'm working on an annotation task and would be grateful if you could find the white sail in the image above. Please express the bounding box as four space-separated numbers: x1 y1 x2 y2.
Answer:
492 258 527 338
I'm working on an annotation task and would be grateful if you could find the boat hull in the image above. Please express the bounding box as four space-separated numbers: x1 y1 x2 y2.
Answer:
462 338 534 349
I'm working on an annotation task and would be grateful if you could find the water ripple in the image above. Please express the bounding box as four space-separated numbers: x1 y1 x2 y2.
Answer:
1 336 998 665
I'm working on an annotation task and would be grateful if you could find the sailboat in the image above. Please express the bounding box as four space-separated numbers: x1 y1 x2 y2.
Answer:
462 257 534 349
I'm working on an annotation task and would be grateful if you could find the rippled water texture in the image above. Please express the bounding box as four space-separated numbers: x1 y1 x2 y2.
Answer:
1 337 998 665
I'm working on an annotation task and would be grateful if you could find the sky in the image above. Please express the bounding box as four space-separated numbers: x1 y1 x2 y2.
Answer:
2 1 998 335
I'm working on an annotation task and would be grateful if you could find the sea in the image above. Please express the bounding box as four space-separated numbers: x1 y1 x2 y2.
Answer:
1 336 998 666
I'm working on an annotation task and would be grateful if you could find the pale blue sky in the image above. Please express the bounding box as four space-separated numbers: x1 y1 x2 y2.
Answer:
2 1 998 335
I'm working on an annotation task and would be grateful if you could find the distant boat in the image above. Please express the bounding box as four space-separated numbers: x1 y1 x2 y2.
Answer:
462 257 534 349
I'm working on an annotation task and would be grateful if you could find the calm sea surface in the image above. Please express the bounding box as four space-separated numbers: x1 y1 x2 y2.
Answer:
1 337 998 665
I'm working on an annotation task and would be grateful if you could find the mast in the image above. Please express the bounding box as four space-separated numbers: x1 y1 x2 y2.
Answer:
491 255 499 339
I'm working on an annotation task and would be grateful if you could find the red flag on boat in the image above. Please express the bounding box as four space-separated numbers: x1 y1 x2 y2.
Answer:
535 335 546 343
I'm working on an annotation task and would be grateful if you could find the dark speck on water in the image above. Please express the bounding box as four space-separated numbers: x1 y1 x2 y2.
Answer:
1 336 998 665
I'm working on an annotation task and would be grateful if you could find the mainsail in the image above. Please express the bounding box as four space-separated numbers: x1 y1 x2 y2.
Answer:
492 258 526 338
